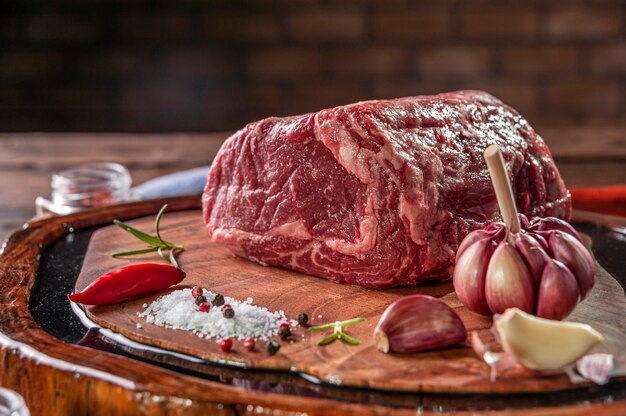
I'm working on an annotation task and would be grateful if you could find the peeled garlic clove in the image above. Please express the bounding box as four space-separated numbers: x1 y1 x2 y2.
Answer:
485 243 535 314
536 260 580 320
495 308 603 371
530 216 582 242
514 232 549 283
374 295 467 353
549 231 596 299
453 238 495 316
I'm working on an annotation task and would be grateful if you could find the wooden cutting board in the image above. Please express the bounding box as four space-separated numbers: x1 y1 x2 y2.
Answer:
75 210 626 394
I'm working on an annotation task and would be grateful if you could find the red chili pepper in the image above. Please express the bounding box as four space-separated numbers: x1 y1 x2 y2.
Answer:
68 263 186 305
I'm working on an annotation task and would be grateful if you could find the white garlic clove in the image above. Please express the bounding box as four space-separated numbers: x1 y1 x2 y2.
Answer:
374 295 467 353
453 238 495 316
536 259 580 320
514 232 549 283
485 242 535 314
549 230 596 299
494 308 603 371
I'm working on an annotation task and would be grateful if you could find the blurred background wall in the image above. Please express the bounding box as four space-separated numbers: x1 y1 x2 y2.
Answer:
1 0 625 132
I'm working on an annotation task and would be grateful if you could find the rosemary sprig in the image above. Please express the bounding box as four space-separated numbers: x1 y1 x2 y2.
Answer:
308 317 365 331
154 203 167 242
308 317 365 346
317 332 339 346
111 247 160 257
111 204 184 267
338 332 361 345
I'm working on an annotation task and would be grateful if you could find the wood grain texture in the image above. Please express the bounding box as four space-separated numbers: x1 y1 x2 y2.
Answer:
540 126 626 161
1 198 625 415
77 210 626 394
0 133 230 169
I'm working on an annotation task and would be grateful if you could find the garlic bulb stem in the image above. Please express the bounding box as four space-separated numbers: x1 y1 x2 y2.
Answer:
484 144 521 235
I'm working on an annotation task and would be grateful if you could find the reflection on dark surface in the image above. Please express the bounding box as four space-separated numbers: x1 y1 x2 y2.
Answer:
29 221 626 411
575 223 626 291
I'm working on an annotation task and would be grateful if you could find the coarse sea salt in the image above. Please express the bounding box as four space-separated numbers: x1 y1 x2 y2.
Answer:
138 288 289 341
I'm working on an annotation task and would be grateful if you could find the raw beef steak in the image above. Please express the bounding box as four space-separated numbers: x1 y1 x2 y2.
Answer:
202 90 571 289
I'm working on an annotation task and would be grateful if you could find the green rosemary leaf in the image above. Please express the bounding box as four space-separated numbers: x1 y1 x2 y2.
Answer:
113 220 165 247
154 204 168 242
308 322 335 332
309 317 366 332
337 317 365 327
111 247 160 257
111 207 184 269
339 332 361 345
317 333 339 346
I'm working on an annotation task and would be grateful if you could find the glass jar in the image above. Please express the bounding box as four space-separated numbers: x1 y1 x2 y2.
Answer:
0 388 29 416
36 162 132 216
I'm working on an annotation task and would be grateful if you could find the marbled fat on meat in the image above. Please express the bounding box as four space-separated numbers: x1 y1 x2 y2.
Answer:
202 90 571 289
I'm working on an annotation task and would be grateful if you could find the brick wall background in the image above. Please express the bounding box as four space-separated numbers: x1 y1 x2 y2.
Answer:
1 0 625 132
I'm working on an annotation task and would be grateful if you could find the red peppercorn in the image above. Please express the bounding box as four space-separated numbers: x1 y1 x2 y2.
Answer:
220 303 231 312
191 286 203 298
198 302 210 313
243 337 255 351
219 338 232 352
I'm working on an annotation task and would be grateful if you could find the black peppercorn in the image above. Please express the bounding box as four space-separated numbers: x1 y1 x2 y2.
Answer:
297 312 309 326
212 294 225 307
194 295 207 306
266 339 280 356
278 323 291 340
222 305 235 319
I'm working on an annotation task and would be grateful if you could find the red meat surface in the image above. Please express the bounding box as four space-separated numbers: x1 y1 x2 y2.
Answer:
202 90 571 289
